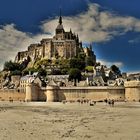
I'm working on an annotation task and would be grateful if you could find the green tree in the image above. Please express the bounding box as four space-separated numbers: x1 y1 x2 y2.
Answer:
10 70 22 76
85 56 95 66
38 68 47 77
85 66 93 73
3 60 22 71
22 67 37 75
78 52 86 60
61 68 68 75
110 65 121 76
58 59 69 68
34 58 50 69
69 68 81 86
69 58 85 70
51 69 62 75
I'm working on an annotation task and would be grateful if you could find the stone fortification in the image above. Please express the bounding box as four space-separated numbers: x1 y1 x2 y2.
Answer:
0 89 25 101
45 86 60 102
25 83 39 102
25 85 125 102
45 80 61 102
59 86 125 101
124 81 140 101
0 81 140 102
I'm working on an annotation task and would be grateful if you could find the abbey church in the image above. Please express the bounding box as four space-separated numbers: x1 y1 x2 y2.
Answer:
15 13 96 63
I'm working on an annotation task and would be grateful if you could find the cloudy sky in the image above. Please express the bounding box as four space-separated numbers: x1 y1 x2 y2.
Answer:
0 0 140 73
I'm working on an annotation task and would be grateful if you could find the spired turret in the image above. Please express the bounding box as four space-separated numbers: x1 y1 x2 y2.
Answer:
59 8 62 25
55 8 65 36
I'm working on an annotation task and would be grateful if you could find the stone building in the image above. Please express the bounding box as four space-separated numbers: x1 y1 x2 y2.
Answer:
15 13 96 63
83 44 96 64
20 75 35 92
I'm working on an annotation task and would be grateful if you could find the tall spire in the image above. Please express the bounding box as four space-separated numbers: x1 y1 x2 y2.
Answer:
59 8 62 25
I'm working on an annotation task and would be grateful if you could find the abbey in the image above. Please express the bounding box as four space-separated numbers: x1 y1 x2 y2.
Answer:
15 13 96 63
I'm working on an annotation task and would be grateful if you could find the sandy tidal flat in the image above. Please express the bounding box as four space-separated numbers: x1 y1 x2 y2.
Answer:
0 101 140 140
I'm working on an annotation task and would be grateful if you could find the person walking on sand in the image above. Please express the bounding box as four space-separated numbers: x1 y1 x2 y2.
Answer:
108 99 111 106
104 98 108 105
111 99 115 107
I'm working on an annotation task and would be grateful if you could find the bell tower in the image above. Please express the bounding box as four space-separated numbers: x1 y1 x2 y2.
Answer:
55 8 65 39
59 8 62 25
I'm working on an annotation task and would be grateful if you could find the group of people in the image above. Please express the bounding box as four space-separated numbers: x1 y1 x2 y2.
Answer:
104 99 115 106
62 98 115 107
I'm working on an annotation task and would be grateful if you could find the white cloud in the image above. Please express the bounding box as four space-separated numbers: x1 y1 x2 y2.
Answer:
0 24 51 70
127 71 140 75
0 2 140 70
41 3 140 42
97 59 123 68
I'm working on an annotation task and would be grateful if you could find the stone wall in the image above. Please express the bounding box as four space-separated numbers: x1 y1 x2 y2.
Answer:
124 81 140 101
38 88 47 101
58 87 125 101
1 81 140 102
33 86 125 102
0 89 25 101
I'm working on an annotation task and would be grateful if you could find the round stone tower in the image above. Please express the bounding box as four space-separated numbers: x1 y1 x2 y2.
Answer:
45 80 60 102
25 83 39 102
124 81 140 101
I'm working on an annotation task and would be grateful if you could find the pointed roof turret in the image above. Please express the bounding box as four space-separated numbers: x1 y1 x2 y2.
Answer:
76 34 79 42
59 8 62 25
56 8 64 31
89 43 93 50
77 34 79 39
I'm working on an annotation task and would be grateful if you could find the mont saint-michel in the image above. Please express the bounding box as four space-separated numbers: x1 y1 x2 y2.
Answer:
0 11 140 103
15 14 96 64
1 1 140 140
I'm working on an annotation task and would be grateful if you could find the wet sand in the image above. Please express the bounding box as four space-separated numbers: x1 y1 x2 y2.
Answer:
0 101 140 140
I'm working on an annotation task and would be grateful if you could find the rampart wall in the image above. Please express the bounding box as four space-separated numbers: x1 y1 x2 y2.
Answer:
57 87 125 101
0 81 140 102
25 86 125 102
125 81 140 101
0 89 25 101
